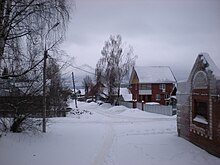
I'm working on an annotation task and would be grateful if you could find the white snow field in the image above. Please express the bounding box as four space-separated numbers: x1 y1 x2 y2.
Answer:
0 101 220 165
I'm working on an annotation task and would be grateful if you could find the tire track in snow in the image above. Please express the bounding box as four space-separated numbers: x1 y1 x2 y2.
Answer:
92 123 114 165
90 107 175 165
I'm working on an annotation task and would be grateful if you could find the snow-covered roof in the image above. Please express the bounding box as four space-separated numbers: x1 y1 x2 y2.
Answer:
200 53 220 80
120 88 132 101
133 66 176 83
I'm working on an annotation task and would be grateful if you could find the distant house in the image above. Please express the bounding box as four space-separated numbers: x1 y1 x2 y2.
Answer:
177 53 220 157
129 66 176 107
86 82 108 101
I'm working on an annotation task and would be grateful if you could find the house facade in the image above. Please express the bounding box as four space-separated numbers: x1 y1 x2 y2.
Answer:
129 66 176 107
177 53 220 157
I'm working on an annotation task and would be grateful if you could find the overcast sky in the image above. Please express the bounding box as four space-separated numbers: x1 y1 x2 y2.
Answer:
61 0 220 80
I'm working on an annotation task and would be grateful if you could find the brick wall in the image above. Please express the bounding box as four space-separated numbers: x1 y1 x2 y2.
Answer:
177 54 220 157
130 83 174 105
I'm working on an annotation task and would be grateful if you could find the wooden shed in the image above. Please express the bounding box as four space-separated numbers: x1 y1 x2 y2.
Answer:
177 53 220 157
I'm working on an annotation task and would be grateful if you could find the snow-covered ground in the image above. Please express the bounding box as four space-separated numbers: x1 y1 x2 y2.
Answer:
0 101 220 165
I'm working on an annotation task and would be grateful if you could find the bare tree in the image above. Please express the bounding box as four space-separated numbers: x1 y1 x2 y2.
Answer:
0 0 71 133
0 0 70 72
82 75 93 96
96 34 137 104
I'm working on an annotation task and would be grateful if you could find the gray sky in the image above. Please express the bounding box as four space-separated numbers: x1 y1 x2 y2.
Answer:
62 0 220 80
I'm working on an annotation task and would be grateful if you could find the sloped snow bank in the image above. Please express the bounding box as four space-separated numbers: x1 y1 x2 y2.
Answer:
106 105 128 114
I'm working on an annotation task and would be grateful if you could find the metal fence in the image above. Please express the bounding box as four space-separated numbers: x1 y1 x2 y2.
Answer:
119 101 175 116
119 101 133 109
144 104 174 116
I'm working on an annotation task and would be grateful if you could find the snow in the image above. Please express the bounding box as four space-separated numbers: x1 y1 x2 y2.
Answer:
193 115 208 125
120 88 132 101
145 102 160 105
0 101 220 165
134 66 176 83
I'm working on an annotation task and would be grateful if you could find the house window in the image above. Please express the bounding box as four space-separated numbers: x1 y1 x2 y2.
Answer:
156 94 160 101
164 94 169 100
160 84 166 91
140 84 151 90
193 100 208 124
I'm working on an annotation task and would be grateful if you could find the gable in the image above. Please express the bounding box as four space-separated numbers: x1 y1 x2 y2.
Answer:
188 53 220 83
129 67 139 84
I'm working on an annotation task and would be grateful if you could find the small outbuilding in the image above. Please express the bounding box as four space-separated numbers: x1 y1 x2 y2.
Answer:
177 53 220 157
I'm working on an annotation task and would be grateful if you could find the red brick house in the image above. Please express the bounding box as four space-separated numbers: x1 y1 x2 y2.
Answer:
177 53 220 157
129 66 176 107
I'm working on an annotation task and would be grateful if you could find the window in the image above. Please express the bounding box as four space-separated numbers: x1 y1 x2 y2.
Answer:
140 84 151 90
190 70 210 137
156 94 160 101
164 94 169 100
160 84 166 92
160 84 166 90
193 100 208 124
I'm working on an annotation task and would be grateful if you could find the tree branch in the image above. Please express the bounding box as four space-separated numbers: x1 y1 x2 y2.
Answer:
0 57 44 79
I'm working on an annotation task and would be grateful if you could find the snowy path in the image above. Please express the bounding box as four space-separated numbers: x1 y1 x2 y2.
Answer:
77 102 220 165
92 123 114 165
84 103 175 164
0 101 220 165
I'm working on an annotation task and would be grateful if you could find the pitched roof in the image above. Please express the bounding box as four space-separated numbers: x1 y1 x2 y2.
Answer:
133 66 176 83
120 88 132 101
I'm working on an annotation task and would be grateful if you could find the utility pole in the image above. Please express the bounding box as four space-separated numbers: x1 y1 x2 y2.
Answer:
42 50 47 133
42 22 60 133
72 72 78 108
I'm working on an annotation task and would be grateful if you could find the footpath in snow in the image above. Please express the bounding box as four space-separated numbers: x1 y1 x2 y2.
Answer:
0 101 220 165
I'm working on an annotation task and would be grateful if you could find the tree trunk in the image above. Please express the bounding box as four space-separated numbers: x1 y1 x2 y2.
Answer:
10 115 26 133
116 82 121 106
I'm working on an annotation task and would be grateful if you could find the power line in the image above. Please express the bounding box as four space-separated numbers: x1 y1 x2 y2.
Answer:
68 63 96 76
